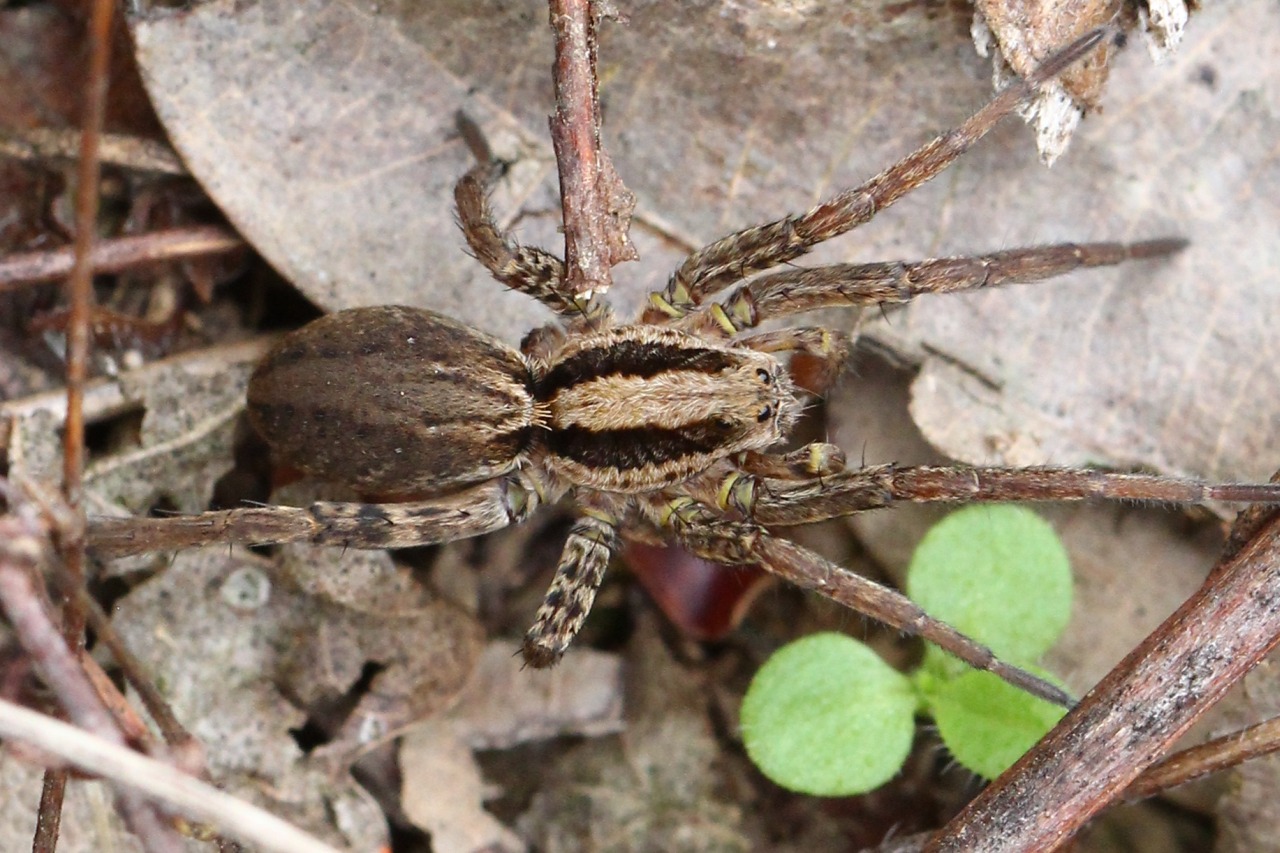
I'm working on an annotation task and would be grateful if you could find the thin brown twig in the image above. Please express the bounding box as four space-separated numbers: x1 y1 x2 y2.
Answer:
38 0 117 845
57 569 196 751
0 519 115 737
0 501 184 852
61 0 115 645
0 127 186 175
0 225 244 291
32 774 66 853
1124 714 1280 802
547 0 636 296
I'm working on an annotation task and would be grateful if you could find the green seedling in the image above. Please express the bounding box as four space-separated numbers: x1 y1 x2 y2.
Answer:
741 505 1072 795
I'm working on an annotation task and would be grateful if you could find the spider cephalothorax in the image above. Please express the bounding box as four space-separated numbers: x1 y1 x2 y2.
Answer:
534 325 803 492
89 28 1280 705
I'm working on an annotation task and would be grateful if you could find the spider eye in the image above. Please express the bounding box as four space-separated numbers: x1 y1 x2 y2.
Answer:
756 368 772 384
713 415 735 431
757 406 772 423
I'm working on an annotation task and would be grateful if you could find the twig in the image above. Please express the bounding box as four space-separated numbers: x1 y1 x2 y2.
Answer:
0 698 342 853
56 569 197 752
0 502 184 852
37 0 118 843
32 774 65 853
0 515 116 738
0 225 244 291
60 0 116 646
547 0 637 296
0 127 186 175
1124 714 1280 802
925 509 1280 851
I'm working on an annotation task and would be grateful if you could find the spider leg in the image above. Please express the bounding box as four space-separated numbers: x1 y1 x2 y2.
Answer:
87 470 554 559
680 238 1187 338
454 162 604 319
640 28 1109 323
521 503 621 667
757 534 1075 706
641 495 1074 707
734 465 1280 528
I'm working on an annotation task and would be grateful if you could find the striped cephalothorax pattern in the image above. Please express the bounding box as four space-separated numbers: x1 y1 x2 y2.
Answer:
537 325 802 492
94 29 1280 709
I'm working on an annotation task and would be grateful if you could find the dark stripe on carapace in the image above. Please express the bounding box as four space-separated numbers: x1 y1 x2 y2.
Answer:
545 420 741 471
538 340 738 400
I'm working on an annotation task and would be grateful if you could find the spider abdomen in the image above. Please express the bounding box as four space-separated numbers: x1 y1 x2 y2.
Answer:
247 305 537 495
535 325 801 492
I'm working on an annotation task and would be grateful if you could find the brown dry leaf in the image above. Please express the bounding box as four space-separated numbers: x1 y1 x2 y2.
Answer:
401 719 525 853
129 0 560 344
442 642 624 751
886 5 1280 490
112 1 1278 844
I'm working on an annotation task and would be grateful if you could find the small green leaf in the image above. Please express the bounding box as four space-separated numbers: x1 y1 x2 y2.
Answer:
928 670 1068 779
907 505 1071 679
741 633 916 796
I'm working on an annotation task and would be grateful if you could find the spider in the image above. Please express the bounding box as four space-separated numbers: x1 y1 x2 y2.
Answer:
89 29 1280 707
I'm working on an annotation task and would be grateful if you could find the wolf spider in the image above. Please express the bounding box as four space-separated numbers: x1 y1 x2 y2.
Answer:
89 29 1280 707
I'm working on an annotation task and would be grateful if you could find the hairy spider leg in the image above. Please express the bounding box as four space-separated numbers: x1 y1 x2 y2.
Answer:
642 29 1109 322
